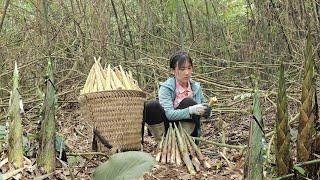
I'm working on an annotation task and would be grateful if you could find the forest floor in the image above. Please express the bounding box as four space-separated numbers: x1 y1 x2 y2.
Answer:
58 100 250 180
0 91 316 179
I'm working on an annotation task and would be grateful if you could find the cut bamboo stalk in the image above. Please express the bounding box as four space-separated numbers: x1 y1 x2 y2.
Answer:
105 64 112 90
175 132 182 166
119 65 132 89
93 77 98 92
183 128 211 169
113 67 122 82
174 123 196 175
110 72 117 90
167 124 172 163
87 72 96 93
161 129 170 164
156 134 165 162
126 71 136 89
96 62 108 90
82 65 95 94
170 125 176 164
94 63 104 91
110 68 124 90
182 126 201 171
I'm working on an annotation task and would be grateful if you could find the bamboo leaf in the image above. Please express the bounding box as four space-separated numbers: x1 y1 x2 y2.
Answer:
92 151 156 180
293 166 305 176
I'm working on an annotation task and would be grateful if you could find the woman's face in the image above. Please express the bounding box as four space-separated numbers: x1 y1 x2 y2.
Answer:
172 61 193 86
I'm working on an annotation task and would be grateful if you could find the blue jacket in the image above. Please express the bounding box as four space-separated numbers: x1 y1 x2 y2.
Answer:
159 77 207 121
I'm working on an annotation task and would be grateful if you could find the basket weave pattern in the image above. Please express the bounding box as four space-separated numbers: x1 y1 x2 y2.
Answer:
79 90 146 150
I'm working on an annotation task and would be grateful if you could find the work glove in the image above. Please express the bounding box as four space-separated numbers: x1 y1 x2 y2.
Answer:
188 103 210 116
203 104 212 118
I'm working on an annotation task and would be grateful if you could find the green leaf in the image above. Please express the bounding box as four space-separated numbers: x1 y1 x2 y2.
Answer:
93 151 156 180
293 166 305 176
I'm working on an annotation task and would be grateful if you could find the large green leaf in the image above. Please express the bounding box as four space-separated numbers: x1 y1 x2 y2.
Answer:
93 151 156 180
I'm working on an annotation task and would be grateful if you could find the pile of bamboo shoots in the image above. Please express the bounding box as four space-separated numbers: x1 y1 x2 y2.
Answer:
156 123 211 175
80 57 141 94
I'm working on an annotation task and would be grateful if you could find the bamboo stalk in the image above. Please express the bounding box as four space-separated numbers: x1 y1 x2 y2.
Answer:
170 125 176 164
182 126 200 171
105 64 111 90
182 127 211 169
161 128 170 164
81 65 95 94
119 65 132 89
156 134 165 162
193 137 246 149
174 123 196 175
93 62 105 91
175 136 182 166
166 124 172 163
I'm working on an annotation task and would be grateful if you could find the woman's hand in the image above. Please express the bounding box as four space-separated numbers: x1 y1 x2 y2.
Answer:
188 103 211 117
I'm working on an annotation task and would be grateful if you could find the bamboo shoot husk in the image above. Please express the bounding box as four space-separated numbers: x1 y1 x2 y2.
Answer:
8 62 23 168
119 65 132 89
94 63 105 91
110 68 124 90
175 140 182 166
105 64 112 90
156 134 165 162
167 125 172 163
275 63 291 175
82 65 95 94
182 127 200 171
174 123 196 175
183 128 211 169
170 126 176 164
113 67 122 82
161 130 170 164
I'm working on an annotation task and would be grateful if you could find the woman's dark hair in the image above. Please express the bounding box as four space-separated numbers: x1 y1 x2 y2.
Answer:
169 51 193 70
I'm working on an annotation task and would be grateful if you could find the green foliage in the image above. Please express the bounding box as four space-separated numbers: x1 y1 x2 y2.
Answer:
93 151 156 180
293 165 305 176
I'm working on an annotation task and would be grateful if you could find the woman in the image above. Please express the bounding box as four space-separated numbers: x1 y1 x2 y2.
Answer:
143 51 211 143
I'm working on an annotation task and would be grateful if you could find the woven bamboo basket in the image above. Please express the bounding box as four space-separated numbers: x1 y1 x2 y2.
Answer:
79 90 146 151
